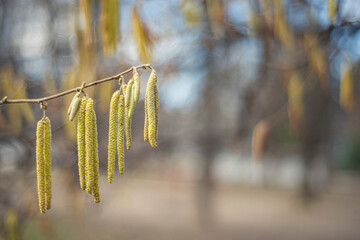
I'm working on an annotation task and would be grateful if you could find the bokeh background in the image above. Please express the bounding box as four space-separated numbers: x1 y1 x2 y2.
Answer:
1 0 360 239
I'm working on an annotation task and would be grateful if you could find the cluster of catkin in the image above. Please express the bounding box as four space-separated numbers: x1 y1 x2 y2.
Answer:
107 69 159 182
107 69 140 183
68 92 100 203
33 67 159 214
76 96 100 203
35 117 52 214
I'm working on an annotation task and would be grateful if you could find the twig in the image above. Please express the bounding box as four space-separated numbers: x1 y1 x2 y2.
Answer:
0 64 151 105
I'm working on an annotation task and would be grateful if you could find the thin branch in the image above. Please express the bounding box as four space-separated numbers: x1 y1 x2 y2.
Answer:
0 64 151 105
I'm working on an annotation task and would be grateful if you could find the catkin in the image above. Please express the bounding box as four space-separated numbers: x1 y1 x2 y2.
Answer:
108 91 120 183
133 69 140 103
92 109 101 203
43 117 52 210
128 84 136 118
77 97 87 190
144 91 149 142
36 119 46 214
123 85 132 150
146 70 158 148
85 98 94 194
117 94 125 173
154 82 160 144
125 79 134 108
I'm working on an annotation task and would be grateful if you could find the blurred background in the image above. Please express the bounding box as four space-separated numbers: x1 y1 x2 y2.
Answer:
0 0 360 239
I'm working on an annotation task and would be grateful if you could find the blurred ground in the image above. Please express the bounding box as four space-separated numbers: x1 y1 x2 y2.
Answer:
21 171 360 240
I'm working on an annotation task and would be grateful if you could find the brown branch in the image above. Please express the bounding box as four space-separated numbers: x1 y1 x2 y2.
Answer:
0 64 151 105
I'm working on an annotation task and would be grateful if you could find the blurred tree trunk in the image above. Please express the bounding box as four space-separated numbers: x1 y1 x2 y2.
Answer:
300 79 332 202
195 0 219 228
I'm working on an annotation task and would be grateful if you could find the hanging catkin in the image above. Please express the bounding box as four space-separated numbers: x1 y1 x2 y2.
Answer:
133 69 140 103
154 82 160 144
146 70 158 148
128 84 136 118
77 97 87 190
125 79 134 107
117 94 125 173
108 91 120 183
85 98 94 194
43 117 52 210
92 108 101 203
36 119 46 214
144 91 149 142
123 85 132 150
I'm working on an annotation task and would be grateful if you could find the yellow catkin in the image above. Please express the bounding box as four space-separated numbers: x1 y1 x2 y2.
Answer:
144 90 149 142
77 97 88 190
125 79 134 107
154 82 160 144
44 117 52 210
117 94 125 173
123 85 132 150
146 70 158 148
128 84 136 118
92 109 100 203
108 91 120 183
133 69 140 103
85 98 94 194
36 119 46 214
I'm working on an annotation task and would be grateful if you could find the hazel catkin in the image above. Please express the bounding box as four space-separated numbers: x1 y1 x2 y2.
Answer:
85 98 94 194
146 70 158 148
133 69 140 103
144 92 149 142
128 84 136 118
92 108 101 203
123 85 132 150
117 94 125 173
43 117 52 210
154 82 160 145
125 79 134 108
36 119 46 214
77 97 88 190
108 91 120 183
